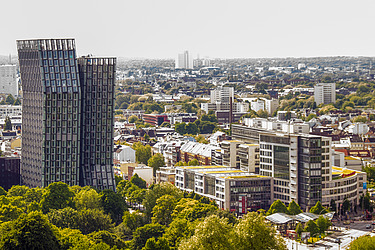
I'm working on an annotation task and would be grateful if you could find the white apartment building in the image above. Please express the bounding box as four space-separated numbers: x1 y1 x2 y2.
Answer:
242 97 279 115
0 65 18 97
175 51 193 69
0 105 22 119
314 82 336 105
242 118 310 134
201 102 249 113
210 87 234 103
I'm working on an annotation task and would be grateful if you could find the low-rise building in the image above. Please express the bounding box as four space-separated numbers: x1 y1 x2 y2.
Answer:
238 144 260 173
0 157 20 190
322 166 366 210
175 165 273 215
155 167 176 184
180 141 220 165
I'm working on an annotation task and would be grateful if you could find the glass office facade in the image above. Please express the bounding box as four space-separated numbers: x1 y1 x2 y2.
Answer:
17 39 115 190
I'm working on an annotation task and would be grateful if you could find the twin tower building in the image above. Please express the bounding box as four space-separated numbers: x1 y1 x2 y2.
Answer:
17 39 116 190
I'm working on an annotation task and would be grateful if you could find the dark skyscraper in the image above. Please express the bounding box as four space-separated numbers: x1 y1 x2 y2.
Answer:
17 38 115 190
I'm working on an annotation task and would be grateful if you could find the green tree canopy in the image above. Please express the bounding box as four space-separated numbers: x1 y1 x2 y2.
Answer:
128 115 139 123
152 194 176 225
0 187 6 196
99 189 127 224
309 201 327 215
132 142 152 164
40 182 75 213
316 215 331 234
353 115 368 123
349 235 375 249
0 211 60 249
130 173 147 189
76 208 114 235
304 220 319 237
7 185 29 197
148 153 165 176
4 116 12 131
132 223 165 250
74 188 102 211
233 212 287 250
287 200 302 215
266 200 288 215
179 215 232 250
5 94 15 105
163 218 196 248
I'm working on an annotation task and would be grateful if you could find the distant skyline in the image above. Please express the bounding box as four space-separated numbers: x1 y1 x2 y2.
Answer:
2 0 375 59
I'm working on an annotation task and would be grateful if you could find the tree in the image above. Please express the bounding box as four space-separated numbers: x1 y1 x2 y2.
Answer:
330 199 337 212
88 230 127 249
132 223 165 250
143 182 183 220
122 210 147 232
0 211 60 249
266 200 288 215
152 195 176 225
143 237 170 250
132 142 152 164
4 116 12 131
287 200 302 215
0 187 6 196
185 123 199 135
130 173 147 189
188 159 199 166
353 115 368 123
148 153 165 176
40 182 75 213
76 208 114 235
306 113 317 121
7 185 29 197
5 94 15 105
74 188 102 211
316 215 331 234
160 122 171 128
343 198 351 212
175 122 187 135
48 207 79 229
172 198 217 222
304 220 319 237
198 121 217 134
233 212 287 250
179 215 233 250
309 201 327 215
128 115 139 123
99 189 127 224
349 235 375 249
257 109 269 118
295 223 303 238
13 98 21 106
163 218 196 248
0 204 23 222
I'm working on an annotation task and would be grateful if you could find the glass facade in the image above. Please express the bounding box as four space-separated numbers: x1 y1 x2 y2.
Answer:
17 39 115 190
298 137 322 208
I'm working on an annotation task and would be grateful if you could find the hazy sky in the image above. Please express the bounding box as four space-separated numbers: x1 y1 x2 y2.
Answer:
2 0 375 59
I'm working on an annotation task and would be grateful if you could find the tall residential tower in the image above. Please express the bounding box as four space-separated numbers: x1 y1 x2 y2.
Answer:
17 38 116 190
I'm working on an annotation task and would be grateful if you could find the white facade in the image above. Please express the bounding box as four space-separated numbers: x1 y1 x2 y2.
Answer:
134 166 153 185
346 123 369 135
210 87 234 103
0 65 18 97
175 51 193 69
314 82 336 105
242 117 310 134
114 145 136 163
0 105 22 119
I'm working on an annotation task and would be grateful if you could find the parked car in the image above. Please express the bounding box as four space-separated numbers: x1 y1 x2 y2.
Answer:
366 224 371 229
372 221 375 225
372 229 375 233
344 221 350 225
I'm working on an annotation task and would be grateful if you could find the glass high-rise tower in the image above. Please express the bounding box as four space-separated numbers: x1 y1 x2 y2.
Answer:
17 38 116 190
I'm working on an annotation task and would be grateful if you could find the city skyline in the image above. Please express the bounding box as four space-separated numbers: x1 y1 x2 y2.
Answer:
1 0 375 59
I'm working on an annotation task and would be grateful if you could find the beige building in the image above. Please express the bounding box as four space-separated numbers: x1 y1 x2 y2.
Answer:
238 143 260 173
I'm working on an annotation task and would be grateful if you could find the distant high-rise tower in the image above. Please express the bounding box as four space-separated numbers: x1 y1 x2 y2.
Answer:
17 38 116 190
314 82 336 105
175 51 193 69
0 65 18 97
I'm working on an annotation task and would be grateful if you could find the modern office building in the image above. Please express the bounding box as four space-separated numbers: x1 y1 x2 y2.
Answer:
259 132 331 211
175 51 193 69
0 65 18 97
17 38 116 190
175 165 273 214
314 82 336 105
